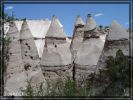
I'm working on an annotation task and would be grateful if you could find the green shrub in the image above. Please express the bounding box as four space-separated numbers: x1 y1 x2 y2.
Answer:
91 49 130 96
21 80 34 97
21 80 46 97
20 49 130 97
21 76 92 96
104 49 130 87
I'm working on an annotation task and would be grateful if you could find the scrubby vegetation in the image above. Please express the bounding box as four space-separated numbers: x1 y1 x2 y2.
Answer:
0 35 11 96
89 49 130 96
0 11 13 96
21 49 131 98
21 77 91 97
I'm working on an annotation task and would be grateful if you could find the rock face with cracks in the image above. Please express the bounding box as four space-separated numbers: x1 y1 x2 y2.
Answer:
97 20 129 71
20 20 47 89
4 22 27 96
4 20 47 96
74 14 106 84
40 16 73 80
70 16 85 59
4 14 129 96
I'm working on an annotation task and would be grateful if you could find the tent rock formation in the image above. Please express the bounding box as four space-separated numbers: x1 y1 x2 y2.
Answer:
74 14 107 84
4 22 27 96
70 15 85 59
40 16 73 80
3 14 129 96
97 20 129 71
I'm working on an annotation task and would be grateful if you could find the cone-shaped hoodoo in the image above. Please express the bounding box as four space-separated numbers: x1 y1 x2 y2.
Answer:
84 14 97 31
70 15 85 59
4 21 27 96
75 15 85 27
41 15 72 80
108 20 129 40
74 14 106 85
20 19 46 91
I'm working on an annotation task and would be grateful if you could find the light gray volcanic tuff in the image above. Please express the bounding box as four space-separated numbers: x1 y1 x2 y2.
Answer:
74 14 107 84
40 16 73 80
4 22 27 96
4 20 47 96
45 15 67 38
75 15 85 26
26 19 51 58
5 20 51 58
108 20 129 40
97 20 129 72
3 14 129 96
20 19 46 88
84 14 97 31
20 19 39 62
70 15 85 59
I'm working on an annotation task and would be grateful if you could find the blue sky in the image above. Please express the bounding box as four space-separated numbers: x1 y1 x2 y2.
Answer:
4 4 129 36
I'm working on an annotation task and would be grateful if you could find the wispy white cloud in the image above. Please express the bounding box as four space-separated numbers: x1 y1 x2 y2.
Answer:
5 6 14 10
94 13 103 17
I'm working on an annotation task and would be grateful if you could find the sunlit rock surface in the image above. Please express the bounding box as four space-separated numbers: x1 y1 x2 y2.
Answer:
4 22 27 96
3 15 129 96
70 15 85 59
97 20 129 72
20 19 46 88
74 14 106 84
41 16 72 80
4 20 51 58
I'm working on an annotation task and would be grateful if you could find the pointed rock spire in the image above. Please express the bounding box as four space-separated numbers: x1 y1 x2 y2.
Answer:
6 21 20 40
41 15 72 66
108 20 129 40
45 15 67 38
25 19 51 58
70 15 85 59
20 19 39 61
41 16 72 80
20 20 33 39
20 19 46 92
55 16 63 28
75 15 85 27
5 21 27 96
97 20 129 73
84 14 97 31
74 14 105 84
83 14 100 39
